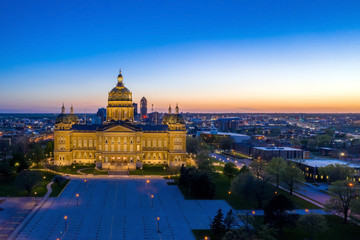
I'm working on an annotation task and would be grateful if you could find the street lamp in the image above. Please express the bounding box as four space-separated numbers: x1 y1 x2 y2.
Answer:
252 211 255 215
64 216 68 231
76 193 79 207
84 179 87 191
146 179 150 189
156 217 160 233
349 183 354 187
34 191 37 206
151 194 154 208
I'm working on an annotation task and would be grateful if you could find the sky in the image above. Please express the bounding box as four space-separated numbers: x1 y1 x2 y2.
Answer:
1 0 360 113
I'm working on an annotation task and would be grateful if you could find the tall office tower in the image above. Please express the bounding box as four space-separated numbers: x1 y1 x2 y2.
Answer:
140 97 147 120
96 108 107 123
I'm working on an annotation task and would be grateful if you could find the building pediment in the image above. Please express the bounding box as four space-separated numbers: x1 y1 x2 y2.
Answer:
102 124 136 132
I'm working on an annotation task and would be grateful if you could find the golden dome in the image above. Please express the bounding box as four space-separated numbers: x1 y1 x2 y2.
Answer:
162 113 185 124
55 104 79 124
108 71 132 102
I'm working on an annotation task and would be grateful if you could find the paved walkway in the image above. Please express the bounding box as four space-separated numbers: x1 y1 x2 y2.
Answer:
7 182 53 240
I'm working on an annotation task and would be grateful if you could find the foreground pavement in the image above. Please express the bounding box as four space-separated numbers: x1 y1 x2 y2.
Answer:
12 179 232 240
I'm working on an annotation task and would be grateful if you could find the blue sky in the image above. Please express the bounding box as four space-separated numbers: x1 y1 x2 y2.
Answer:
1 0 360 113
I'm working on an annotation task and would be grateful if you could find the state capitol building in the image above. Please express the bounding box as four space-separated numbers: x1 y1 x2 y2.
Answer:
53 71 187 171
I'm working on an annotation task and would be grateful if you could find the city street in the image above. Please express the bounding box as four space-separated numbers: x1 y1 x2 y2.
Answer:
210 153 251 168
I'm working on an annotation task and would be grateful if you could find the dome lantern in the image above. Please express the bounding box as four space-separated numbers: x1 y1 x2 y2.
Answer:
61 103 65 114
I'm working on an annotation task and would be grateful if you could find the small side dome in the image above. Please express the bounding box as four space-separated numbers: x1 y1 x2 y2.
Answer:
162 113 185 125
55 104 79 124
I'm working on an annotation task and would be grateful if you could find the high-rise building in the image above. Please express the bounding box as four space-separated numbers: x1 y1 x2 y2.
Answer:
133 103 138 116
140 97 147 120
97 108 106 123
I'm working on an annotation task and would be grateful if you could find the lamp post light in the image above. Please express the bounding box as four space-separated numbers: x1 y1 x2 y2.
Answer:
76 193 79 207
151 194 154 208
34 191 37 206
64 216 68 231
146 179 150 189
156 217 160 233
84 179 87 191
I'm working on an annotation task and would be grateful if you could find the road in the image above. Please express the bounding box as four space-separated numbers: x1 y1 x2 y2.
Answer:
210 153 251 168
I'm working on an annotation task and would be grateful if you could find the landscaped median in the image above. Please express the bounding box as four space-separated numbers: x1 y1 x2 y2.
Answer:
170 173 319 210
0 170 68 197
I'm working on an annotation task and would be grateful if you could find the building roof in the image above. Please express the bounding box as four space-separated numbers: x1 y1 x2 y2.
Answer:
253 146 302 151
135 124 169 132
72 124 102 131
289 159 360 169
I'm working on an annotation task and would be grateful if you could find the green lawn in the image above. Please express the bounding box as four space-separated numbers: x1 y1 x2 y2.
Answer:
213 174 319 209
46 164 95 175
192 230 215 240
129 165 179 175
193 216 360 240
0 171 59 197
172 173 318 209
49 179 70 197
80 168 108 175
214 165 224 172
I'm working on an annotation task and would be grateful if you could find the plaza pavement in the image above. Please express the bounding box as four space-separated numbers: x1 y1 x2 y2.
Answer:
0 198 35 240
13 179 233 240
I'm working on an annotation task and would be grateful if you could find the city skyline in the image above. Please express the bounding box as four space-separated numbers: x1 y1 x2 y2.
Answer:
1 1 360 113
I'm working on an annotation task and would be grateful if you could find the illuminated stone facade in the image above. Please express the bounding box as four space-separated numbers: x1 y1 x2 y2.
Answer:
53 71 186 170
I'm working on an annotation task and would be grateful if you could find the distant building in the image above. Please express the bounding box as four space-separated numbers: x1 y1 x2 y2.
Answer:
148 111 160 124
133 103 138 116
96 108 106 123
289 159 360 182
252 146 304 160
140 97 147 120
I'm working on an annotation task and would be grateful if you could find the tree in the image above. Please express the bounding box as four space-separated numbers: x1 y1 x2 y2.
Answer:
264 195 295 229
256 224 278 240
298 213 327 240
179 166 215 199
319 164 352 182
53 175 65 187
10 151 29 173
325 180 359 223
266 157 287 188
0 159 12 178
14 170 42 196
231 172 274 209
44 140 54 157
281 163 304 195
195 150 214 173
186 137 198 154
224 209 236 231
223 162 238 181
250 159 267 179
28 143 45 167
210 209 226 239
239 165 249 174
